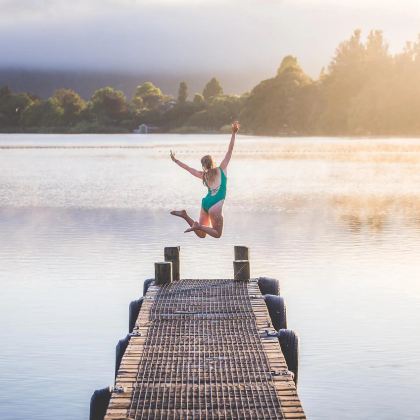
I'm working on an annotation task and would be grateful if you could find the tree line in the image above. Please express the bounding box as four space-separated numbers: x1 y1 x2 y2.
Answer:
1 30 420 136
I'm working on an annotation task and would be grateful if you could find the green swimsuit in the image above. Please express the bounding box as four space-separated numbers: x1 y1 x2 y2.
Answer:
202 167 227 213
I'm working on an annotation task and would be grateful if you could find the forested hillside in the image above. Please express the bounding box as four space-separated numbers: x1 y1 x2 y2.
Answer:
2 30 420 136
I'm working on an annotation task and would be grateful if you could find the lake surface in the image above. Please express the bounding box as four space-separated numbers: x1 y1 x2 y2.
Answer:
1 133 420 420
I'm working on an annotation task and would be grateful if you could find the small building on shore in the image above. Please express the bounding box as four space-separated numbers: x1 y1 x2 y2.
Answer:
133 124 160 134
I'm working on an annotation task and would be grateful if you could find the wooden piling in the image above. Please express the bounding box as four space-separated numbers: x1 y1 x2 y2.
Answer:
234 260 250 281
154 262 172 285
234 245 249 261
164 246 180 281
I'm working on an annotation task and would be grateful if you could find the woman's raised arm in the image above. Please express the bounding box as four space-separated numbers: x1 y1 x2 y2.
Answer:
220 121 240 171
170 150 203 179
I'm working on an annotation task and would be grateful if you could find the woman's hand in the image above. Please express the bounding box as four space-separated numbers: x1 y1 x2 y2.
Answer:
232 121 240 134
170 150 177 162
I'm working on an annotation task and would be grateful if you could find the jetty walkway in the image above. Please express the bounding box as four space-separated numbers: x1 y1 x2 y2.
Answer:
91 246 305 419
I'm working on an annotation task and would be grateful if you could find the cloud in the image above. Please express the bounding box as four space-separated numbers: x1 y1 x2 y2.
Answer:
0 0 287 71
0 0 419 81
0 0 234 20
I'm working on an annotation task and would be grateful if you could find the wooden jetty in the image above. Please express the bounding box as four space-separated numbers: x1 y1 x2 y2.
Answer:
92 246 305 420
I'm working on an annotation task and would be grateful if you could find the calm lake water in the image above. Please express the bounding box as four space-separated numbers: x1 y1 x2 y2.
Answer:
1 133 420 420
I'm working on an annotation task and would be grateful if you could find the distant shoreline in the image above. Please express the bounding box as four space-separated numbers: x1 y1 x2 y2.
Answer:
2 129 420 140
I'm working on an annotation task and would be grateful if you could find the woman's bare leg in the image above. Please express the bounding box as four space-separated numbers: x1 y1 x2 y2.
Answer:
195 208 210 238
171 208 210 238
170 210 194 226
185 201 224 238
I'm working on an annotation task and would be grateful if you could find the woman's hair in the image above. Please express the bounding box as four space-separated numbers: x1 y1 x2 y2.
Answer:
201 155 218 188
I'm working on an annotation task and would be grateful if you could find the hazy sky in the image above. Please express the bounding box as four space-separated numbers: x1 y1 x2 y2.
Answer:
1 0 420 79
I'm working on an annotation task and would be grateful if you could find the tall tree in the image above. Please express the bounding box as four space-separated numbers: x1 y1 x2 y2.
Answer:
203 78 223 101
21 98 63 128
317 29 367 133
193 93 205 106
178 81 188 103
240 56 312 135
132 82 163 110
187 95 243 131
0 87 33 128
90 87 129 124
346 30 393 134
52 88 86 125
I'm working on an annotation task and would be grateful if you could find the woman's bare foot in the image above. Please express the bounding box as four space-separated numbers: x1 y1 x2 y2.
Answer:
170 210 187 218
184 221 200 233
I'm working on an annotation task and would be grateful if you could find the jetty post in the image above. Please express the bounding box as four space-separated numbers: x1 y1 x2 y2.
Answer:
234 245 250 281
234 245 249 260
164 246 180 281
154 261 172 285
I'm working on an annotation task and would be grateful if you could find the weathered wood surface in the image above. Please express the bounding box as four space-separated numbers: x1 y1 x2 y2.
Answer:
233 260 250 282
154 262 172 285
234 245 249 261
164 247 180 281
105 279 305 420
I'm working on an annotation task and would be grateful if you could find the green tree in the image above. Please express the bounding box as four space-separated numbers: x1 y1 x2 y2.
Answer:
132 95 144 110
186 95 242 131
318 29 396 134
163 101 197 130
90 87 129 124
178 81 188 103
0 87 34 128
132 82 163 110
391 36 420 133
240 56 313 135
277 56 300 75
317 29 367 133
21 98 63 128
52 88 86 125
202 77 223 101
0 85 12 98
193 93 205 106
345 31 393 134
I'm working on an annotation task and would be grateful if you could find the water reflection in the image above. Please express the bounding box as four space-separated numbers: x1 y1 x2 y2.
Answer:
330 195 420 232
0 134 420 420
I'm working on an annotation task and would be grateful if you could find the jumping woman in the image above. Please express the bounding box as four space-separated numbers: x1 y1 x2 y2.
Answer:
170 121 240 238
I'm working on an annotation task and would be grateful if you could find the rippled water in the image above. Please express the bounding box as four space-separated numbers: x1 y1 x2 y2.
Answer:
1 134 420 420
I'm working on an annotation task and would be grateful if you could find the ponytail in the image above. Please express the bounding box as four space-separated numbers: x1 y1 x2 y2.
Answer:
201 155 218 188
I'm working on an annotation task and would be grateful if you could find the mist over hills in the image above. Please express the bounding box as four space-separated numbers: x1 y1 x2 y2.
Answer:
0 68 262 100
